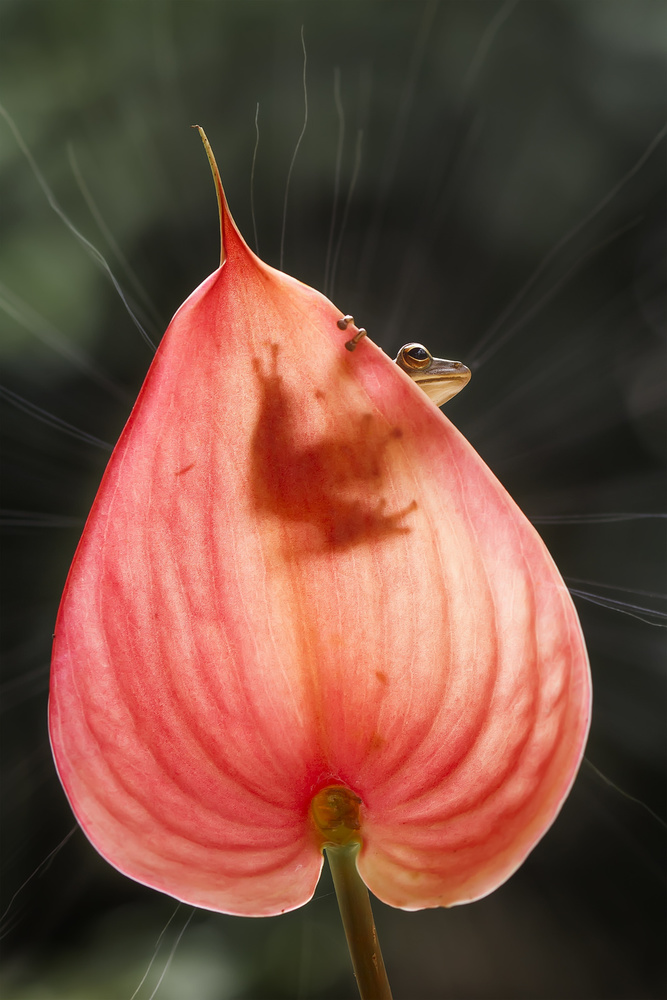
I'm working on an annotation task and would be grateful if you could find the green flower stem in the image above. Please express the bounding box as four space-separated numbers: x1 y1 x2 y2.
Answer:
325 842 393 1000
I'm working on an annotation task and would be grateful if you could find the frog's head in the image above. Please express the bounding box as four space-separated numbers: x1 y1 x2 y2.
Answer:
394 343 471 407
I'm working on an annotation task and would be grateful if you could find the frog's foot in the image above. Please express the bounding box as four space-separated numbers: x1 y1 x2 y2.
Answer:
337 314 367 352
337 314 355 330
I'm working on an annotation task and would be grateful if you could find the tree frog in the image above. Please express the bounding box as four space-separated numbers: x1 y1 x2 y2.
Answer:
338 316 470 408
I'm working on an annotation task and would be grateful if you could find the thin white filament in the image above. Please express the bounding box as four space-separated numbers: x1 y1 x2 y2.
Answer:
0 282 130 402
68 144 164 331
0 385 112 451
469 122 667 364
250 102 261 255
357 0 439 289
0 100 156 351
145 908 195 1000
529 513 666 524
0 826 78 937
568 588 667 627
129 903 181 1000
584 758 667 832
0 510 83 528
324 66 345 298
330 128 364 301
280 26 308 272
472 216 644 369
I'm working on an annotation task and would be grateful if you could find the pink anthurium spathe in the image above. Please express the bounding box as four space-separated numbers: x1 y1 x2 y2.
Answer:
49 133 591 927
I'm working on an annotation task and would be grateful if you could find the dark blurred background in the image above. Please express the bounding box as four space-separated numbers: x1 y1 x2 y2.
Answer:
1 1 665 997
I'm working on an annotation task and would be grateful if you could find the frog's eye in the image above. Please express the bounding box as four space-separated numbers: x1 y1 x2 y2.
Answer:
399 344 432 370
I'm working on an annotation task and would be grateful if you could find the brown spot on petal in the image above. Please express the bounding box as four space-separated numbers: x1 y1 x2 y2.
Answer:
250 346 416 551
175 462 195 476
375 671 388 685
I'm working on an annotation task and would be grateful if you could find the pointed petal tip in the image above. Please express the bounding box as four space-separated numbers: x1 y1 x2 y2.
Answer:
195 125 261 273
194 125 227 268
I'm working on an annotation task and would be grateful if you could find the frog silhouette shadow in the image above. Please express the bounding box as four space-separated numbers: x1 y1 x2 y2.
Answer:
250 345 416 551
